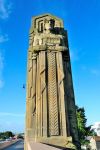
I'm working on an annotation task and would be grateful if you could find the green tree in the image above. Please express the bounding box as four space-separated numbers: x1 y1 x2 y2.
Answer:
76 106 96 145
4 131 14 138
0 131 14 139
0 132 6 139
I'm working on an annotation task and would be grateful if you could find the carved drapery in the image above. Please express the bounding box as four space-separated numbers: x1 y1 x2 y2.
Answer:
47 52 59 136
26 50 69 137
36 51 47 137
56 52 67 136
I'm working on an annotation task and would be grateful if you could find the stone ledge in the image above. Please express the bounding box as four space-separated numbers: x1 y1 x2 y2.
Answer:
32 45 67 52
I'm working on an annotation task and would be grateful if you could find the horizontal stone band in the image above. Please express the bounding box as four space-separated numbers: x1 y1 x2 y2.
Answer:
32 45 67 52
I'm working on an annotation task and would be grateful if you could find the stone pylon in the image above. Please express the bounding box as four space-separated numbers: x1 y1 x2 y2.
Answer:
25 13 80 150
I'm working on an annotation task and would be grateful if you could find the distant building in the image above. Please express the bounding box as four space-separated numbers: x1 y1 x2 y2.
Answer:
13 133 24 139
89 136 100 150
92 122 100 136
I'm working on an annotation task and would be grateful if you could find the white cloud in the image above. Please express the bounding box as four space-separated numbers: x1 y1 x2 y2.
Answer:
0 112 25 117
0 34 9 43
91 122 100 136
0 33 9 88
0 0 12 19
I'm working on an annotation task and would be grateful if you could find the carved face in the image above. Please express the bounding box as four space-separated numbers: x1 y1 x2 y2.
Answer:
44 19 55 34
45 22 51 30
50 19 55 30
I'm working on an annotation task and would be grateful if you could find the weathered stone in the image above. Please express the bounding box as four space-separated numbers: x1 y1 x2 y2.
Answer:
25 13 80 150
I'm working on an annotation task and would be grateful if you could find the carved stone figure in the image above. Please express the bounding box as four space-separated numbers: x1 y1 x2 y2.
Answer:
25 13 81 150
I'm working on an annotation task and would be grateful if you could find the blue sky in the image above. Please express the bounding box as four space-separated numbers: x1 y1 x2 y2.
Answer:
0 0 100 133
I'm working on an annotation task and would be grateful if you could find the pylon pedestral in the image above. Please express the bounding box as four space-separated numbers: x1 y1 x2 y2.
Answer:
25 136 77 150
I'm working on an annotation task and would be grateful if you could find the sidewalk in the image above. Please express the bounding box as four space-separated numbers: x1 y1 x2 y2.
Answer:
28 142 67 150
0 139 19 150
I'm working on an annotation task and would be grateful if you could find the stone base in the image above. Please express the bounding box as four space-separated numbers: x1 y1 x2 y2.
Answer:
25 136 77 150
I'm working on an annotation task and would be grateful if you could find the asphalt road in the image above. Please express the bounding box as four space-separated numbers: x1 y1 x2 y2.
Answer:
4 140 24 150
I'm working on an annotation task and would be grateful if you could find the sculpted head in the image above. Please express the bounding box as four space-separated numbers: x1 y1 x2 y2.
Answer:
31 14 64 34
44 19 55 33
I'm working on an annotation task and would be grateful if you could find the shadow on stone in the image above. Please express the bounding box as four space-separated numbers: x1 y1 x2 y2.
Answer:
42 143 75 150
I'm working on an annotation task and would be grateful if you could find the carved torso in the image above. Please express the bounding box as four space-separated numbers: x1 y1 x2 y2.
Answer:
29 14 67 52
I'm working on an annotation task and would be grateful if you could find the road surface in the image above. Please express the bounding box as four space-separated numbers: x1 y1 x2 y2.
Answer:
4 140 24 150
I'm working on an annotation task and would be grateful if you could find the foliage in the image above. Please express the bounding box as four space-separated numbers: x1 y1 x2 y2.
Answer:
76 106 96 145
0 131 14 139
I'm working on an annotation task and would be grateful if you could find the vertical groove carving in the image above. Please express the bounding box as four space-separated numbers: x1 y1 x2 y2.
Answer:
66 60 79 141
36 54 40 137
26 51 33 129
39 51 47 137
63 57 70 136
31 55 37 134
56 52 67 137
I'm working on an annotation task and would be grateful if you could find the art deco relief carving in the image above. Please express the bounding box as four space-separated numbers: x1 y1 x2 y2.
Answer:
25 14 80 150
